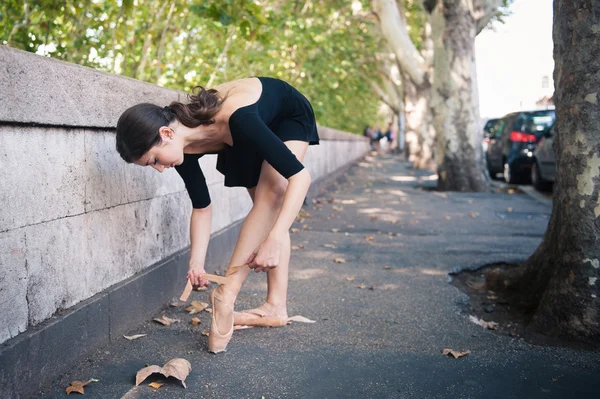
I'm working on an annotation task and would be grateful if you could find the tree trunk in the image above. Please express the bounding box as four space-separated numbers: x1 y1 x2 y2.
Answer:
403 72 435 169
431 0 487 191
488 0 600 342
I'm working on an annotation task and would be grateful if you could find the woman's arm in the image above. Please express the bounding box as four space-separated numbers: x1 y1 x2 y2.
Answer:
187 205 213 287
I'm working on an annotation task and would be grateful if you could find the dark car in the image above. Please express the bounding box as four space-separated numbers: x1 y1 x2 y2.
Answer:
482 118 501 152
531 123 556 191
485 109 555 184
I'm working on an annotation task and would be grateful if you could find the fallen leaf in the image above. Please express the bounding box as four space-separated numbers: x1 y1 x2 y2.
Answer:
322 243 337 248
331 228 340 233
469 211 479 218
356 284 366 289
195 286 208 291
444 216 452 221
296 217 305 223
507 188 516 194
291 245 305 251
205 308 213 314
291 228 299 233
345 276 355 281
469 315 498 330
124 334 147 341
169 299 187 307
185 301 209 315
332 205 344 211
136 358 191 389
149 382 164 389
302 224 309 229
370 216 378 221
442 348 471 359
327 198 335 203
153 314 181 326
287 315 316 324
66 379 99 395
191 317 201 326
201 331 209 336
298 210 312 218
468 200 473 204
507 207 513 212
334 258 346 263
487 295 498 300
365 236 375 242
383 266 392 270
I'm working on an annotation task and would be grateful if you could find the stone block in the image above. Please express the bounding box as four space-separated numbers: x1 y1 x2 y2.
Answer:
0 229 28 343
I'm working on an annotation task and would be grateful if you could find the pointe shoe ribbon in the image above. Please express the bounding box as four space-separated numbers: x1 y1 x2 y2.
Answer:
179 265 246 302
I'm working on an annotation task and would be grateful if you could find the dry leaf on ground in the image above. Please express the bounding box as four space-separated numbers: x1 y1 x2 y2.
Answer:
191 317 201 326
468 200 473 204
302 224 309 229
291 245 305 251
169 299 187 307
298 210 312 218
334 258 346 263
507 207 514 212
291 228 299 233
136 358 191 388
383 266 392 270
322 243 337 248
153 314 180 326
469 315 499 330
370 216 378 221
365 236 375 242
124 334 147 341
332 205 344 211
201 331 209 336
195 286 208 291
345 276 355 281
444 216 452 221
66 379 99 395
442 348 471 359
296 217 305 223
356 284 367 289
331 228 340 233
185 301 209 314
469 211 480 218
149 382 164 389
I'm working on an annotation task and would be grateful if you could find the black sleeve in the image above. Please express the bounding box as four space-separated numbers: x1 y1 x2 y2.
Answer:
174 153 211 209
228 110 305 179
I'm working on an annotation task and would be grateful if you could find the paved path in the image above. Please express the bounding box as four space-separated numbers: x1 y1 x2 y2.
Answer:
37 154 600 399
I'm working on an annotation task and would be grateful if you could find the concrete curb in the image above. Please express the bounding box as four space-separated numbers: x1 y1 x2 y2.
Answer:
489 179 553 208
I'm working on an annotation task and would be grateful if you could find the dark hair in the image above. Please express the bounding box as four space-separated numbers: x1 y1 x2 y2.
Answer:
115 86 225 163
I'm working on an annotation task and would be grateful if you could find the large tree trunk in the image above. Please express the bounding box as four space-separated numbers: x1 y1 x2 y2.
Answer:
488 0 600 342
403 73 435 169
430 0 487 191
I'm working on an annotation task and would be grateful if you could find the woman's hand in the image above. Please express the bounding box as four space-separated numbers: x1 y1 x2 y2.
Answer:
246 234 282 273
187 264 211 288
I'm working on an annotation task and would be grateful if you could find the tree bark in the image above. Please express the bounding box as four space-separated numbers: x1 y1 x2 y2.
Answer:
431 0 488 191
488 0 600 342
403 72 435 169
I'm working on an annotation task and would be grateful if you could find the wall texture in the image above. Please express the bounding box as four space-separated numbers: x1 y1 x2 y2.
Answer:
0 46 369 349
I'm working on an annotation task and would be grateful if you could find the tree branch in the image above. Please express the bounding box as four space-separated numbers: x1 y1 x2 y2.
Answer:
473 0 503 34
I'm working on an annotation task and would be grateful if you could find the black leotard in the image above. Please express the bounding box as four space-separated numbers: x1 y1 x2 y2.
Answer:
174 77 319 209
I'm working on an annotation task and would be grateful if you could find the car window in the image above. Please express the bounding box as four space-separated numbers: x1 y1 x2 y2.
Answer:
492 120 505 138
484 119 499 133
514 111 556 136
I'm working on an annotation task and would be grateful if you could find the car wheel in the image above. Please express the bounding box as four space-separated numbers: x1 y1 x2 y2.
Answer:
532 161 552 192
504 162 520 185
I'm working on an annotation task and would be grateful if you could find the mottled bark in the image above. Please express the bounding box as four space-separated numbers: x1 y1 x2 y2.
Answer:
403 72 435 169
431 0 487 191
488 0 600 342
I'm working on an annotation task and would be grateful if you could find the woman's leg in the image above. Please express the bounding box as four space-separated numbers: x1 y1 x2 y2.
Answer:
212 141 309 334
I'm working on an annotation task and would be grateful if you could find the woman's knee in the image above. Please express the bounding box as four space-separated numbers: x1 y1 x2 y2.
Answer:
256 179 288 208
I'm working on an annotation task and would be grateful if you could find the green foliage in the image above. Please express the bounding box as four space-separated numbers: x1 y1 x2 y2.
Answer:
0 0 389 133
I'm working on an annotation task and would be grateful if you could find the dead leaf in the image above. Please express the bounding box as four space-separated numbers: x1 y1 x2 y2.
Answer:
136 358 191 388
66 379 99 395
444 216 452 221
153 314 180 326
169 299 187 307
507 188 516 194
327 197 335 203
331 228 340 233
332 205 344 211
507 207 513 212
469 211 479 218
356 284 366 289
370 216 378 221
205 308 213 314
365 236 375 242
334 258 346 263
292 245 305 251
298 210 312 218
345 276 355 281
287 315 316 324
322 243 337 248
191 317 201 326
291 228 299 233
383 266 392 270
469 315 498 330
296 217 305 223
123 334 147 341
302 224 309 229
442 348 471 359
149 382 164 389
185 301 209 315
195 286 208 291
201 331 209 336
468 200 473 204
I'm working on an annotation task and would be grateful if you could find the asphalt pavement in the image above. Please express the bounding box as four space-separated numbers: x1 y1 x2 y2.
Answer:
36 153 600 399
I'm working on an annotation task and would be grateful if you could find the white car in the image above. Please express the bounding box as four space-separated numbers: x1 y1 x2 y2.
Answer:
531 123 556 191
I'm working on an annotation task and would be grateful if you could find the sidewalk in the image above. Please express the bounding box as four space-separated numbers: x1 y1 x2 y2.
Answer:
36 154 600 399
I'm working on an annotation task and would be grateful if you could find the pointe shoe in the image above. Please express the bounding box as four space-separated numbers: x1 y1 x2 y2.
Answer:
208 286 236 353
234 303 288 327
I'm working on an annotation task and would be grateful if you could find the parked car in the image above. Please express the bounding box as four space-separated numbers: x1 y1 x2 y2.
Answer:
531 122 556 191
482 118 501 152
485 109 556 184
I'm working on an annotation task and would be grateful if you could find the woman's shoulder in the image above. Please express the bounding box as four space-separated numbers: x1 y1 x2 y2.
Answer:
216 78 264 120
